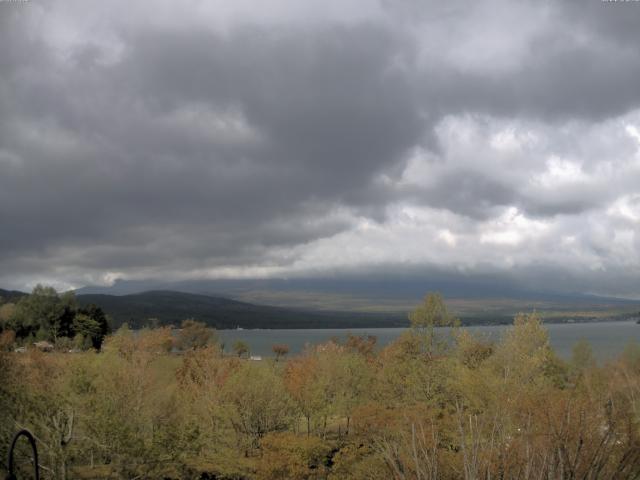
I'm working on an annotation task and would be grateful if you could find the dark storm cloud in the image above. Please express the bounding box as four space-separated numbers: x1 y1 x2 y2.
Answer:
0 12 422 281
121 24 423 193
412 45 640 130
1 0 640 296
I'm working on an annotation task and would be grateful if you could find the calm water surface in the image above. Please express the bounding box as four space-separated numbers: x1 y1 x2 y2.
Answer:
218 321 640 361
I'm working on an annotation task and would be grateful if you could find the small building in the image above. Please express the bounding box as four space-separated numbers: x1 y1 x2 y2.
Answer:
33 341 54 352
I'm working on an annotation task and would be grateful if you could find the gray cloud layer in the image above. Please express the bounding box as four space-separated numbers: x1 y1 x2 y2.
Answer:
1 0 640 297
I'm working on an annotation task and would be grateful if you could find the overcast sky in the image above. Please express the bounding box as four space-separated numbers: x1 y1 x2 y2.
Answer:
1 0 640 297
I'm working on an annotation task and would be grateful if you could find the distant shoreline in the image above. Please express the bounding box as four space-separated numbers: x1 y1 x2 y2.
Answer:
216 317 640 331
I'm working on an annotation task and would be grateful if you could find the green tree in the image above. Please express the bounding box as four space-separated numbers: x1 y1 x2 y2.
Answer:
77 303 110 349
8 285 63 339
223 363 293 452
408 292 458 355
6 286 81 344
72 313 102 350
332 352 373 435
84 346 186 478
490 312 564 386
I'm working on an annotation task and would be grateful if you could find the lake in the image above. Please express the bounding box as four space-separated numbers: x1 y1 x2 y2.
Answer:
218 320 640 361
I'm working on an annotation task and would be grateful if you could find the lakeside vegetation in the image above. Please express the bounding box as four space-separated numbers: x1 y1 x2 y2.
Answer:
2 291 640 479
0 285 110 351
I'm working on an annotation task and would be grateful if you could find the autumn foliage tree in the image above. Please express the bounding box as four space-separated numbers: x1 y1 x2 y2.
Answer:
233 340 250 358
272 343 289 361
175 319 217 351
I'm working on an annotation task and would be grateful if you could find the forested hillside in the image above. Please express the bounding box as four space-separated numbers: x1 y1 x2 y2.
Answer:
76 290 407 329
0 288 27 303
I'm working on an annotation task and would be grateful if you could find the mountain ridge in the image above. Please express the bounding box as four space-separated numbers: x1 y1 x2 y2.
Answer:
75 290 407 329
3 286 639 330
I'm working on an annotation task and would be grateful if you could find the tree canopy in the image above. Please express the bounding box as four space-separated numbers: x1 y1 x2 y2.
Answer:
0 285 111 349
3 294 640 479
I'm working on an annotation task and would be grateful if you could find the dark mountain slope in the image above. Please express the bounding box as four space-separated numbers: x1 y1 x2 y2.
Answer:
0 288 28 303
77 290 406 329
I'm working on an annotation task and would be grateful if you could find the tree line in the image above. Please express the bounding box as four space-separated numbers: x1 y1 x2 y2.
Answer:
1 293 640 479
0 285 110 350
